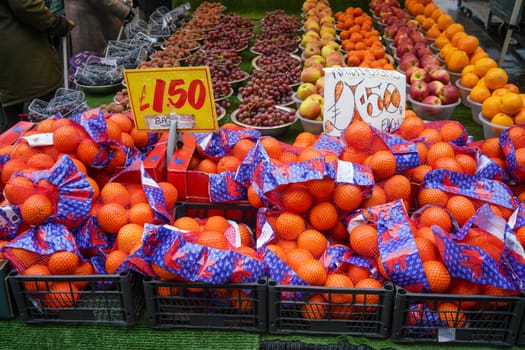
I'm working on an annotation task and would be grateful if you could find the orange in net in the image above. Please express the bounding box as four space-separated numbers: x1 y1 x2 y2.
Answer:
296 259 328 286
3 176 36 205
309 201 339 231
197 230 229 250
418 128 442 143
323 273 354 304
76 138 100 166
152 262 179 281
216 155 241 173
282 185 313 213
204 216 230 233
423 260 451 293
158 181 178 212
276 238 297 253
238 224 254 248
297 229 328 259
2 159 27 184
117 223 144 254
231 139 255 161
128 202 154 225
172 216 200 232
73 261 95 289
230 289 253 313
349 224 379 259
20 194 54 226
333 183 362 212
306 176 335 201
383 174 411 202
399 115 425 140
439 122 464 142
446 195 476 226
436 302 466 328
108 113 133 133
455 153 477 175
97 203 128 234
361 185 387 208
330 221 350 242
417 188 449 207
347 264 371 284
301 294 327 319
52 125 82 153
247 184 264 209
43 282 79 308
23 264 50 291
293 132 318 148
105 250 128 274
447 278 483 309
297 148 324 162
10 141 37 161
354 277 382 308
260 137 282 159
419 206 452 232
196 159 217 173
286 248 314 271
130 127 150 148
100 182 130 208
426 142 455 167
274 211 306 240
266 244 287 263
48 251 79 275
26 153 55 170
369 150 396 180
345 120 373 150
414 237 439 262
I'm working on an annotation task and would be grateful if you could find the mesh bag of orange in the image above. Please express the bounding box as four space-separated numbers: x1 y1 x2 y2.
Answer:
398 120 470 147
499 124 525 184
1 155 94 241
128 223 265 284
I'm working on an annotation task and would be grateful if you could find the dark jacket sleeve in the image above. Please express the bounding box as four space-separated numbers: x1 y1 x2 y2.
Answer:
6 0 56 31
85 0 131 19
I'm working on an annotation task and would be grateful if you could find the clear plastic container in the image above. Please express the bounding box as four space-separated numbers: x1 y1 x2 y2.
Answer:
479 113 510 138
467 95 482 125
408 95 460 121
27 99 50 122
455 79 472 108
296 111 323 134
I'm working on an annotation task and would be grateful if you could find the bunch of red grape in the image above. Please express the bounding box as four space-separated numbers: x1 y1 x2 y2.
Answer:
239 70 294 106
236 96 296 127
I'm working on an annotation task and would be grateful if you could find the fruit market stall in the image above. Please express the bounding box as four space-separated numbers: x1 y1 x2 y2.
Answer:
2 0 525 349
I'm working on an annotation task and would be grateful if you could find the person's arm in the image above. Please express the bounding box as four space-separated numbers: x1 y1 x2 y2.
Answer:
85 0 133 20
7 0 56 31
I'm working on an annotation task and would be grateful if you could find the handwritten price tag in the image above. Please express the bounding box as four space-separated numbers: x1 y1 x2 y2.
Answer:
124 67 218 132
324 67 406 137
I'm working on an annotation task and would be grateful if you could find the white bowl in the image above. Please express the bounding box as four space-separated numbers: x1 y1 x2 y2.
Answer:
447 70 462 86
291 92 303 109
466 95 482 125
216 105 226 121
429 42 440 54
479 112 510 138
408 95 460 121
296 111 323 134
455 79 472 108
230 106 298 136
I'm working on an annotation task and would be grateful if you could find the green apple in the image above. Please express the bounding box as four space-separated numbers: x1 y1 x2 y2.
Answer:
321 45 336 58
299 94 323 120
296 82 318 101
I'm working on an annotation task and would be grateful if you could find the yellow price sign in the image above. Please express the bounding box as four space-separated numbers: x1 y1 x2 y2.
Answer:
124 67 218 132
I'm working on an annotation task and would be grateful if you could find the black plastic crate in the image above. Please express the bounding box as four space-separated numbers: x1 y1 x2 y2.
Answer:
267 280 395 338
8 270 144 325
516 312 525 345
392 287 525 347
143 277 267 331
174 202 258 230
0 260 13 319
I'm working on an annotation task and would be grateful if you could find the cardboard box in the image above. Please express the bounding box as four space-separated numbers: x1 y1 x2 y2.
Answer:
144 133 168 182
0 121 34 146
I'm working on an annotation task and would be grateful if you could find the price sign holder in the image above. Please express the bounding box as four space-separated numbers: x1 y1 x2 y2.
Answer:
323 67 406 137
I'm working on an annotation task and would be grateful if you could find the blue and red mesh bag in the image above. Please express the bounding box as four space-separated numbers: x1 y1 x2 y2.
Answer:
370 126 421 174
193 126 261 161
500 124 525 184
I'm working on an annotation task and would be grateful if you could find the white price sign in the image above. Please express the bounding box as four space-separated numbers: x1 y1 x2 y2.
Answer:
323 67 406 137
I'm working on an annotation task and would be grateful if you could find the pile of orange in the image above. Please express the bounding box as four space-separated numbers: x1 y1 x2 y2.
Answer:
336 7 393 69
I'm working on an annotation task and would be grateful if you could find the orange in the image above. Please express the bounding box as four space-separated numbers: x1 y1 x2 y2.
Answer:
361 184 387 208
117 223 144 254
151 263 179 281
369 150 396 180
460 73 479 88
447 279 483 309
418 188 449 207
260 137 282 159
501 92 523 115
405 164 433 184
105 249 128 274
26 153 55 170
23 264 50 291
349 224 379 259
229 289 253 313
484 285 520 307
480 137 503 158
266 244 287 262
297 148 323 162
447 50 469 73
306 177 335 200
484 67 508 90
197 230 229 250
481 95 502 119
9 141 37 161
43 282 79 308
76 138 100 166
126 184 147 206
383 174 411 202
446 195 475 226
231 139 255 161
204 215 230 233
345 120 373 150
277 238 297 253
274 211 306 240
100 182 130 208
173 216 200 232
105 120 122 142
469 83 491 103
347 264 371 284
20 194 54 226
216 155 241 173
72 261 95 289
419 206 452 232
238 224 254 247
516 148 525 168
426 142 455 167
4 176 36 205
51 125 82 153
508 127 525 148
158 181 178 212
340 145 368 163
434 157 464 173
434 35 451 49
108 113 133 133
354 278 382 307
491 112 514 127
415 236 439 262
423 260 451 293
279 151 298 163
436 302 466 328
196 159 217 173
443 22 464 39
323 273 354 303
293 132 318 148
455 153 477 175
9 248 42 269
333 183 362 211
301 294 327 319
426 24 441 38
130 127 150 148
48 251 79 275
247 184 264 209
286 248 314 271
309 201 339 231
431 8 445 21
439 122 463 142
399 115 426 140
297 229 328 259
2 158 27 184
455 34 478 55
120 132 135 149
97 203 128 234
282 186 313 213
473 57 497 78
296 258 328 286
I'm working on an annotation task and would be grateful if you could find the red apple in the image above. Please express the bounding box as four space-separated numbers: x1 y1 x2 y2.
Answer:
422 95 442 105
429 68 451 85
438 84 460 104
409 81 429 102
409 67 430 84
399 54 419 71
427 80 444 97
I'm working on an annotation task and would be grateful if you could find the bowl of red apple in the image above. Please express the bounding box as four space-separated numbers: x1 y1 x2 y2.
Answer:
406 65 461 120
